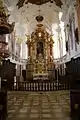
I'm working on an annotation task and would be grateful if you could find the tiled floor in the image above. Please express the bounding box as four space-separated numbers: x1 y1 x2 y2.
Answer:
6 91 71 120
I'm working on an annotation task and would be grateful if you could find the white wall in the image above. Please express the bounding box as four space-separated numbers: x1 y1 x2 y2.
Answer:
22 42 28 59
60 1 80 63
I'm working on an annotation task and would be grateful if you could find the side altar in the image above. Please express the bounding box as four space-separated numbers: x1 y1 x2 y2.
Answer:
26 24 55 81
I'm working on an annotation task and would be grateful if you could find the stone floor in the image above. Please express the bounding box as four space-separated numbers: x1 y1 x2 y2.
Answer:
6 90 71 120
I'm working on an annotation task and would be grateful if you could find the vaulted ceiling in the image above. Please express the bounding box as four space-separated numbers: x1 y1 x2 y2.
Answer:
4 0 64 39
16 0 63 8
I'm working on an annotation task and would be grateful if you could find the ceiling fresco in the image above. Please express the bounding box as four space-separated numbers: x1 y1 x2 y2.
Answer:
4 0 64 38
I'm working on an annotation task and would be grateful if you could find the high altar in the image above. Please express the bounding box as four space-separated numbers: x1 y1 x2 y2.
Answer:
26 24 55 81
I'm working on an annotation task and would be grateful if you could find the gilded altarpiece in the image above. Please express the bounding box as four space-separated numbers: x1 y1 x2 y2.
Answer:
26 24 55 81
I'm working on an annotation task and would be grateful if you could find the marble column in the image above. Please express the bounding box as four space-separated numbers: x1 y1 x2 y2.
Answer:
28 44 30 57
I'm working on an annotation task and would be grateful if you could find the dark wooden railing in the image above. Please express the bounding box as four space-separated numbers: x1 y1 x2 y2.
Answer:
12 81 70 91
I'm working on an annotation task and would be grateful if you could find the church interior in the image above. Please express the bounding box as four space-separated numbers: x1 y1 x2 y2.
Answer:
0 0 80 120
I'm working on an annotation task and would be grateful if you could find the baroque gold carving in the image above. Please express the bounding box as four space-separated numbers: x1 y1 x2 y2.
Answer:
26 24 54 80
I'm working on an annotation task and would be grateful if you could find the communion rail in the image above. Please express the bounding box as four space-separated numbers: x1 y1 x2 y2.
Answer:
12 81 70 91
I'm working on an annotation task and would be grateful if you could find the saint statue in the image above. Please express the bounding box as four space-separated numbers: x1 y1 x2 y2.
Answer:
37 41 44 57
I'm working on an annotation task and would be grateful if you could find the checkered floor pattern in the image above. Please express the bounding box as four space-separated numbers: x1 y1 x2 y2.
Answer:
6 91 71 120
